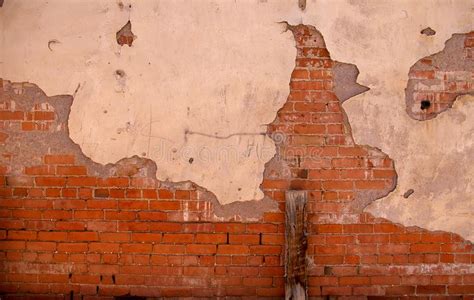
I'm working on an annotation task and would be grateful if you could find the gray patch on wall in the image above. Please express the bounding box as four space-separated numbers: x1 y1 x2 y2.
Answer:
405 32 474 120
332 62 370 103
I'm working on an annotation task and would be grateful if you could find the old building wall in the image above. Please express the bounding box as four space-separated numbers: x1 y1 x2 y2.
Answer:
1 0 472 238
0 0 473 298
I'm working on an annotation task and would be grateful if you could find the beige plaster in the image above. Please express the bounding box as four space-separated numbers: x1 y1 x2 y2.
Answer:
1 0 472 239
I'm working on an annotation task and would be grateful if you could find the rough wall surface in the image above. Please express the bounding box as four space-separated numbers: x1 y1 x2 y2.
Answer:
361 32 474 240
1 24 473 298
1 1 473 241
405 32 473 121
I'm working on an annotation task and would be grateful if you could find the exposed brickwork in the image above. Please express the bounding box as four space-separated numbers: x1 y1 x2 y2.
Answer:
406 31 474 120
0 25 473 299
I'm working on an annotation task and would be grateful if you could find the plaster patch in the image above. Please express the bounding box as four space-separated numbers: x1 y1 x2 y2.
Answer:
364 94 474 241
332 62 369 103
406 32 474 120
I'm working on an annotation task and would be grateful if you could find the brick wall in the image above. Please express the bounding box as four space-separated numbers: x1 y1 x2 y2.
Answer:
0 24 473 299
406 31 474 120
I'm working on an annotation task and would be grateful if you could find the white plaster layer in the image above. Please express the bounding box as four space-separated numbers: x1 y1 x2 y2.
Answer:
1 0 473 239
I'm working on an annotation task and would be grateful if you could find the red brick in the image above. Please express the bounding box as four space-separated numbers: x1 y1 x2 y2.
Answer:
411 243 440 253
0 241 25 250
56 166 87 175
250 245 282 255
74 210 103 219
343 224 373 233
247 224 278 233
339 276 370 285
118 200 148 210
158 189 174 199
100 232 130 242
7 230 37 240
57 242 88 252
38 232 67 241
138 211 166 221
44 154 75 164
322 286 351 296
215 223 246 233
195 233 227 244
25 165 54 175
131 233 162 242
0 111 23 120
448 285 474 294
149 222 182 232
371 276 401 285
26 241 56 251
154 244 186 254
122 243 153 253
105 211 136 220
186 244 217 255
162 233 194 243
67 176 97 186
89 264 119 275
71 274 100 284
417 285 446 294
385 286 415 295
68 231 98 241
35 177 66 186
291 69 309 79
374 223 404 233
175 190 190 199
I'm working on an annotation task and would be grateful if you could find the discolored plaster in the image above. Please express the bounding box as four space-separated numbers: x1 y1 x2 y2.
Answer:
421 27 436 36
332 62 370 103
406 32 474 120
0 79 278 220
116 20 135 47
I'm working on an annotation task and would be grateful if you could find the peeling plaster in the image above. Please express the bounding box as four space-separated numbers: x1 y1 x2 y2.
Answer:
0 79 278 220
406 32 474 120
332 62 369 103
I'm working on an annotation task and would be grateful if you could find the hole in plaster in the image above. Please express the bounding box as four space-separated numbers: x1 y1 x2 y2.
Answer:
420 27 436 36
298 0 306 10
420 100 431 110
115 69 125 78
0 0 4 7
116 20 136 47
188 157 194 164
403 189 414 199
